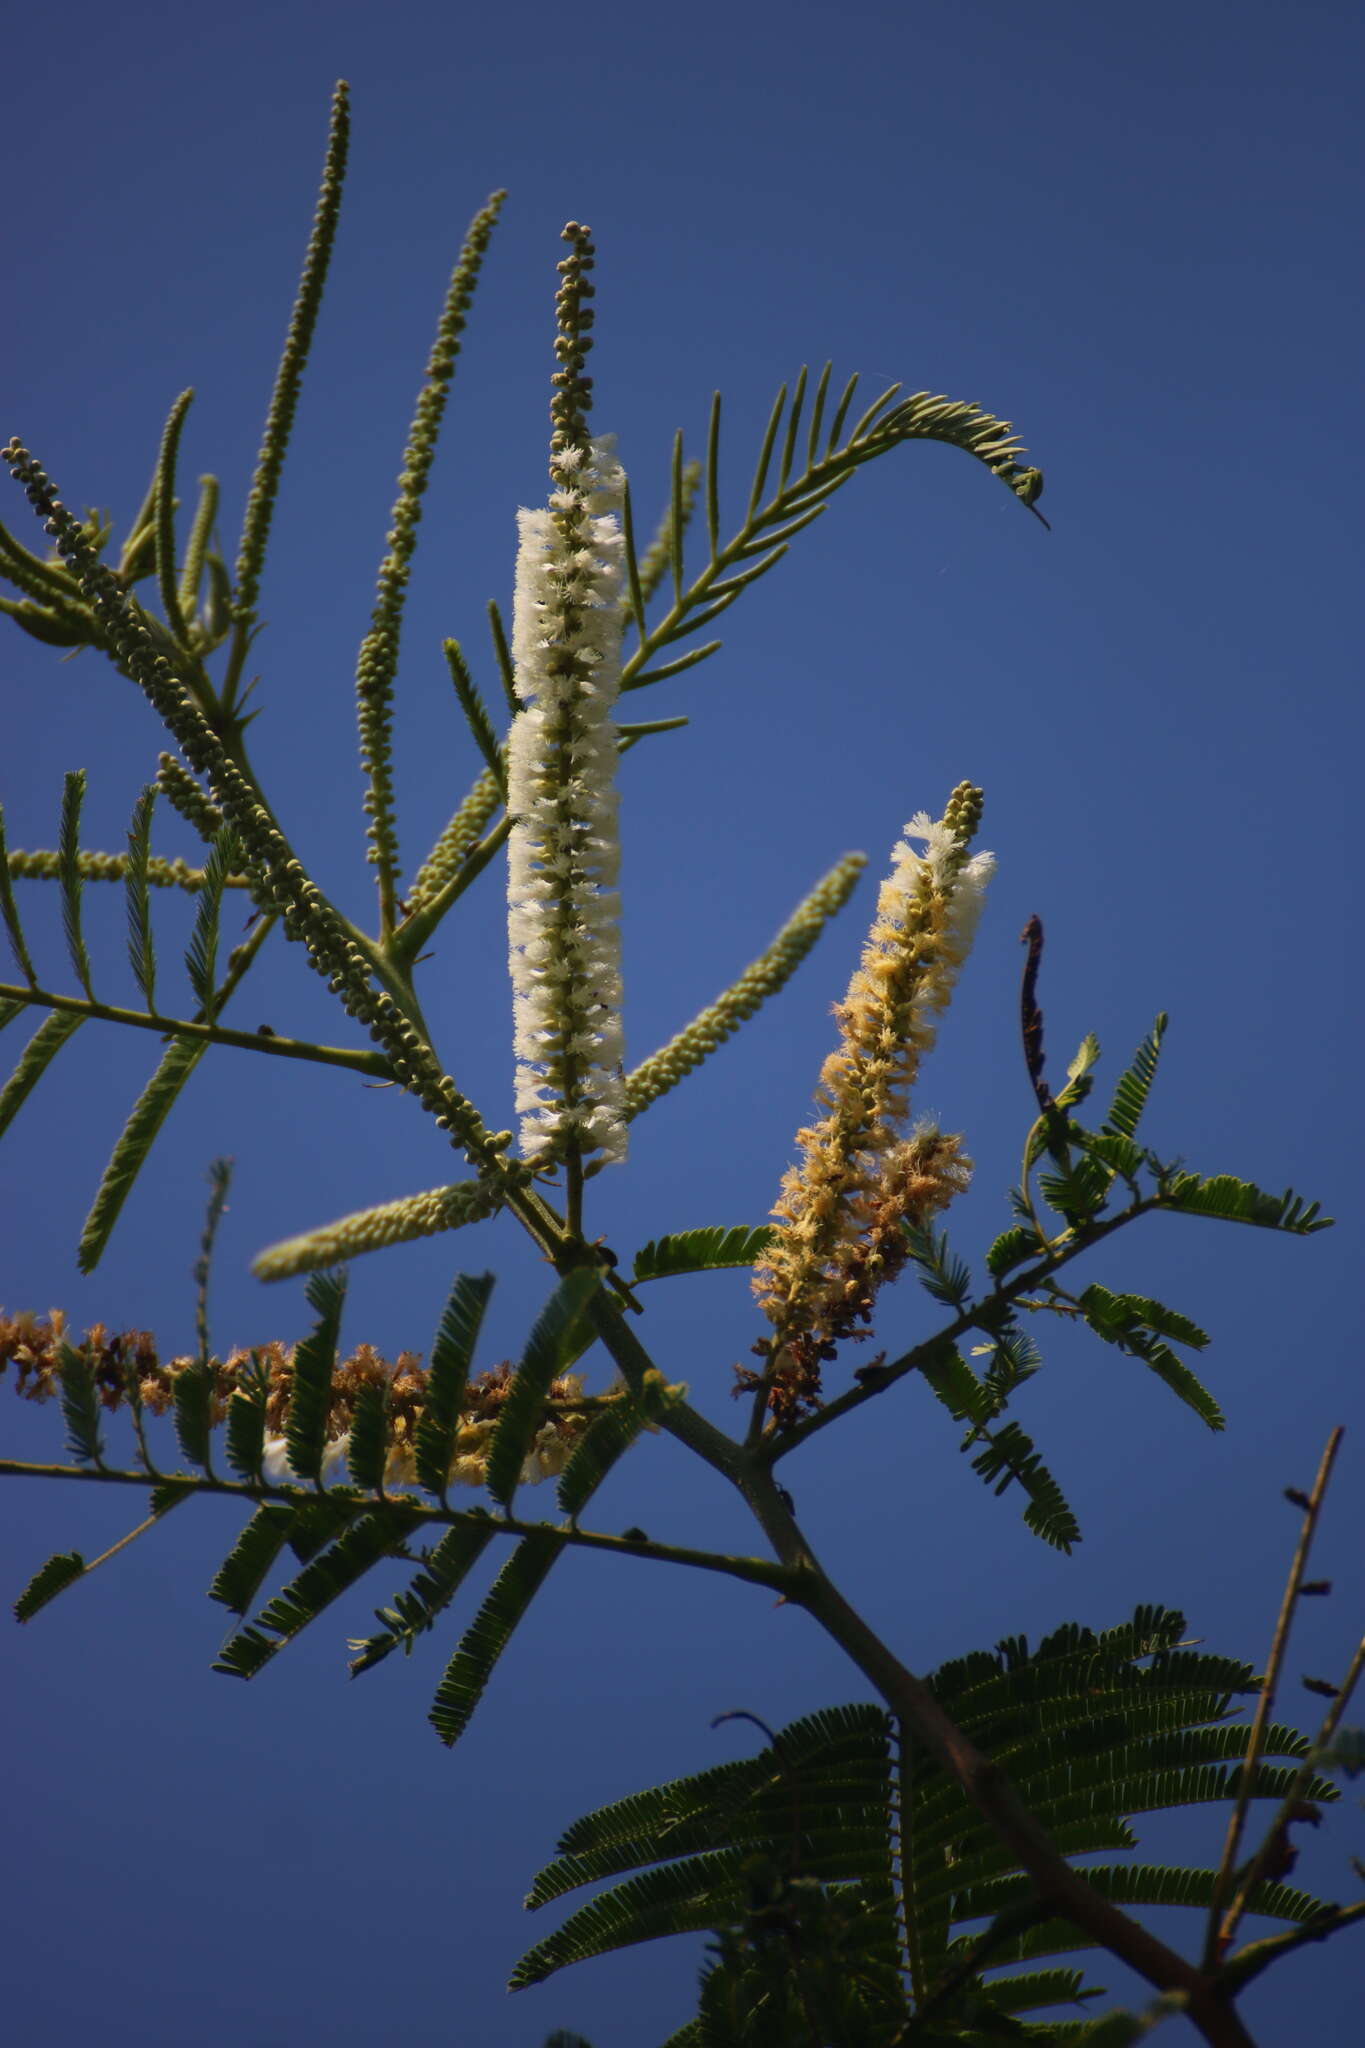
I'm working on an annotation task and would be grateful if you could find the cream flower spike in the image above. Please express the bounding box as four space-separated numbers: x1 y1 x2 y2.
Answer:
506 435 628 1167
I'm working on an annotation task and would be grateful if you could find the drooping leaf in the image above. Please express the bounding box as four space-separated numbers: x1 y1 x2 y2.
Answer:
485 1270 599 1511
77 1035 208 1272
285 1267 348 1483
14 1550 85 1622
349 1516 496 1674
58 770 95 998
1102 1015 1167 1142
429 1529 564 1747
632 1226 775 1285
124 784 158 1010
413 1272 494 1498
0 1009 85 1141
969 1422 1081 1552
1157 1172 1329 1235
1079 1285 1224 1432
918 1344 989 1429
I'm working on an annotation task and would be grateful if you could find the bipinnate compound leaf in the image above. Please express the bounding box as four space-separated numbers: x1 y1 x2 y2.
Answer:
512 1611 1339 2024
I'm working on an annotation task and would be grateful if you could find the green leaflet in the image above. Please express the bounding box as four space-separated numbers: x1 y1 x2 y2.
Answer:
349 1517 497 1674
14 1550 85 1622
429 1528 564 1748
285 1268 348 1483
1079 1285 1222 1431
969 1422 1081 1553
172 1363 216 1471
183 826 238 1016
902 1223 972 1309
413 1271 495 1498
985 1225 1038 1280
0 1009 85 1141
56 1342 104 1466
632 1226 775 1285
555 1377 675 1524
346 1382 389 1492
442 639 506 794
1102 1015 1167 1142
0 803 39 984
224 1359 271 1482
252 1509 422 1647
210 1504 307 1615
58 769 95 998
1156 1171 1330 1234
214 1504 421 1675
124 785 158 1010
484 1269 599 1511
617 367 1034 700
152 387 195 645
233 81 350 622
77 1035 209 1273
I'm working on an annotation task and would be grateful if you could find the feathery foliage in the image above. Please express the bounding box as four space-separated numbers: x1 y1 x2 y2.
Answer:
514 1613 1340 2040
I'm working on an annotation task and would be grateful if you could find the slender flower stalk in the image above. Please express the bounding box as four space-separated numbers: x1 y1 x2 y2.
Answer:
507 224 628 1172
750 783 993 1418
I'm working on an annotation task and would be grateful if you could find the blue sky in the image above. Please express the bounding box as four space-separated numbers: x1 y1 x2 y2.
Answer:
3 1 1361 2042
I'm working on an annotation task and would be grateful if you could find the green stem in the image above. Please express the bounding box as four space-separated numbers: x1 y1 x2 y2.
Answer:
0 1456 794 1594
763 1197 1161 1463
0 980 391 1078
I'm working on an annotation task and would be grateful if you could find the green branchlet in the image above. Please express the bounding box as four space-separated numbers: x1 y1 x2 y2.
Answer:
233 80 350 628
625 851 867 1119
252 1175 511 1282
354 189 506 934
